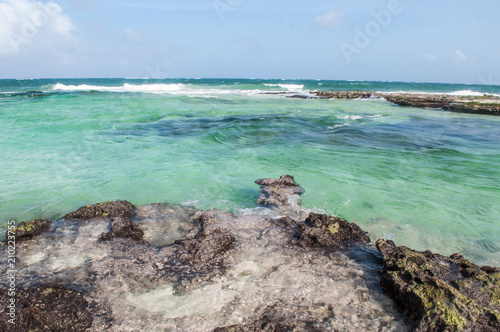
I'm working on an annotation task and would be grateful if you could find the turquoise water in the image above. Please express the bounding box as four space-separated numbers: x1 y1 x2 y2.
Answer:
1 78 499 266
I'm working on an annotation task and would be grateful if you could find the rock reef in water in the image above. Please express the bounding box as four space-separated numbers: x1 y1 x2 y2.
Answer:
255 174 305 207
315 90 500 116
6 219 52 242
1 175 498 331
63 200 135 219
376 239 500 332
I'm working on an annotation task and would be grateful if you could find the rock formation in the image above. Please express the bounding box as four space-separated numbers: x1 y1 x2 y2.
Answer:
376 239 500 332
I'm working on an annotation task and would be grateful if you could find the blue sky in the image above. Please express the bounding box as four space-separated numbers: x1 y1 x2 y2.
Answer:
0 0 499 83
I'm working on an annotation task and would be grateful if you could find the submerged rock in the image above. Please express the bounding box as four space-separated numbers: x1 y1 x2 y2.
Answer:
100 217 145 243
0 284 94 332
296 212 370 248
255 175 305 207
214 303 335 331
176 227 235 265
6 219 52 242
63 200 135 219
376 239 500 332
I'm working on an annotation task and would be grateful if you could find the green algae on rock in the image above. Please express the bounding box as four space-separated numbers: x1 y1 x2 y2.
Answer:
7 219 52 242
296 212 370 248
63 200 135 219
376 239 500 331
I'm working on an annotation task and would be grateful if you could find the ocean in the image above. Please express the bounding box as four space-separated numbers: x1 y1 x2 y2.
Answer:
1 78 499 266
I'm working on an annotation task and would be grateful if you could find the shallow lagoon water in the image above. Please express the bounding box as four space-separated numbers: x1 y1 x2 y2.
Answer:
1 78 499 267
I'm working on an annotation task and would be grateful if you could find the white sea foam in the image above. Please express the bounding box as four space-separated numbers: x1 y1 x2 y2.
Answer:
263 83 305 92
340 115 363 120
447 90 486 97
52 83 282 97
327 124 350 129
53 83 185 93
379 89 487 97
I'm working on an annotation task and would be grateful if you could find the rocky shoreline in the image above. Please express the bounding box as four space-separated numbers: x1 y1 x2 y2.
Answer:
1 176 499 331
314 91 500 116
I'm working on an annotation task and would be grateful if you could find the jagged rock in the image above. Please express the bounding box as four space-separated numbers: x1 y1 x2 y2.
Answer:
296 212 370 248
376 239 500 332
0 284 94 332
63 200 134 219
6 219 52 242
255 175 305 207
315 90 500 115
101 217 145 242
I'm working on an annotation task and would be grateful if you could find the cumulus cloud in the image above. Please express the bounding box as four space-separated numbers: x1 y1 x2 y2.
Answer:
0 0 76 56
454 50 467 62
314 11 347 30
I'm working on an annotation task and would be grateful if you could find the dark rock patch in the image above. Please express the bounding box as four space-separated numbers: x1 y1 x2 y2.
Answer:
296 212 370 248
0 284 94 332
63 200 134 219
213 303 334 331
6 219 52 242
175 227 235 265
255 175 305 207
101 217 145 243
316 90 373 99
376 239 500 332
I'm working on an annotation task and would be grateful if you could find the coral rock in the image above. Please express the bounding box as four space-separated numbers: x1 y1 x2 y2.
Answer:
296 212 370 248
63 200 134 219
376 239 500 332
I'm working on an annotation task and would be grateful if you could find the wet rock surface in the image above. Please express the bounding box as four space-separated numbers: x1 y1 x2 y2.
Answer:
213 303 335 331
6 219 52 242
63 200 135 219
255 175 305 207
376 239 500 332
12 176 500 330
0 284 100 332
297 212 371 249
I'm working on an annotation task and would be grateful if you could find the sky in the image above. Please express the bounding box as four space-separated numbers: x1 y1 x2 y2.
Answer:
0 0 499 83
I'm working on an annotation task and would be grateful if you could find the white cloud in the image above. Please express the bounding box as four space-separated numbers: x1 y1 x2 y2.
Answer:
454 50 467 62
0 0 77 56
423 54 437 62
314 11 347 30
